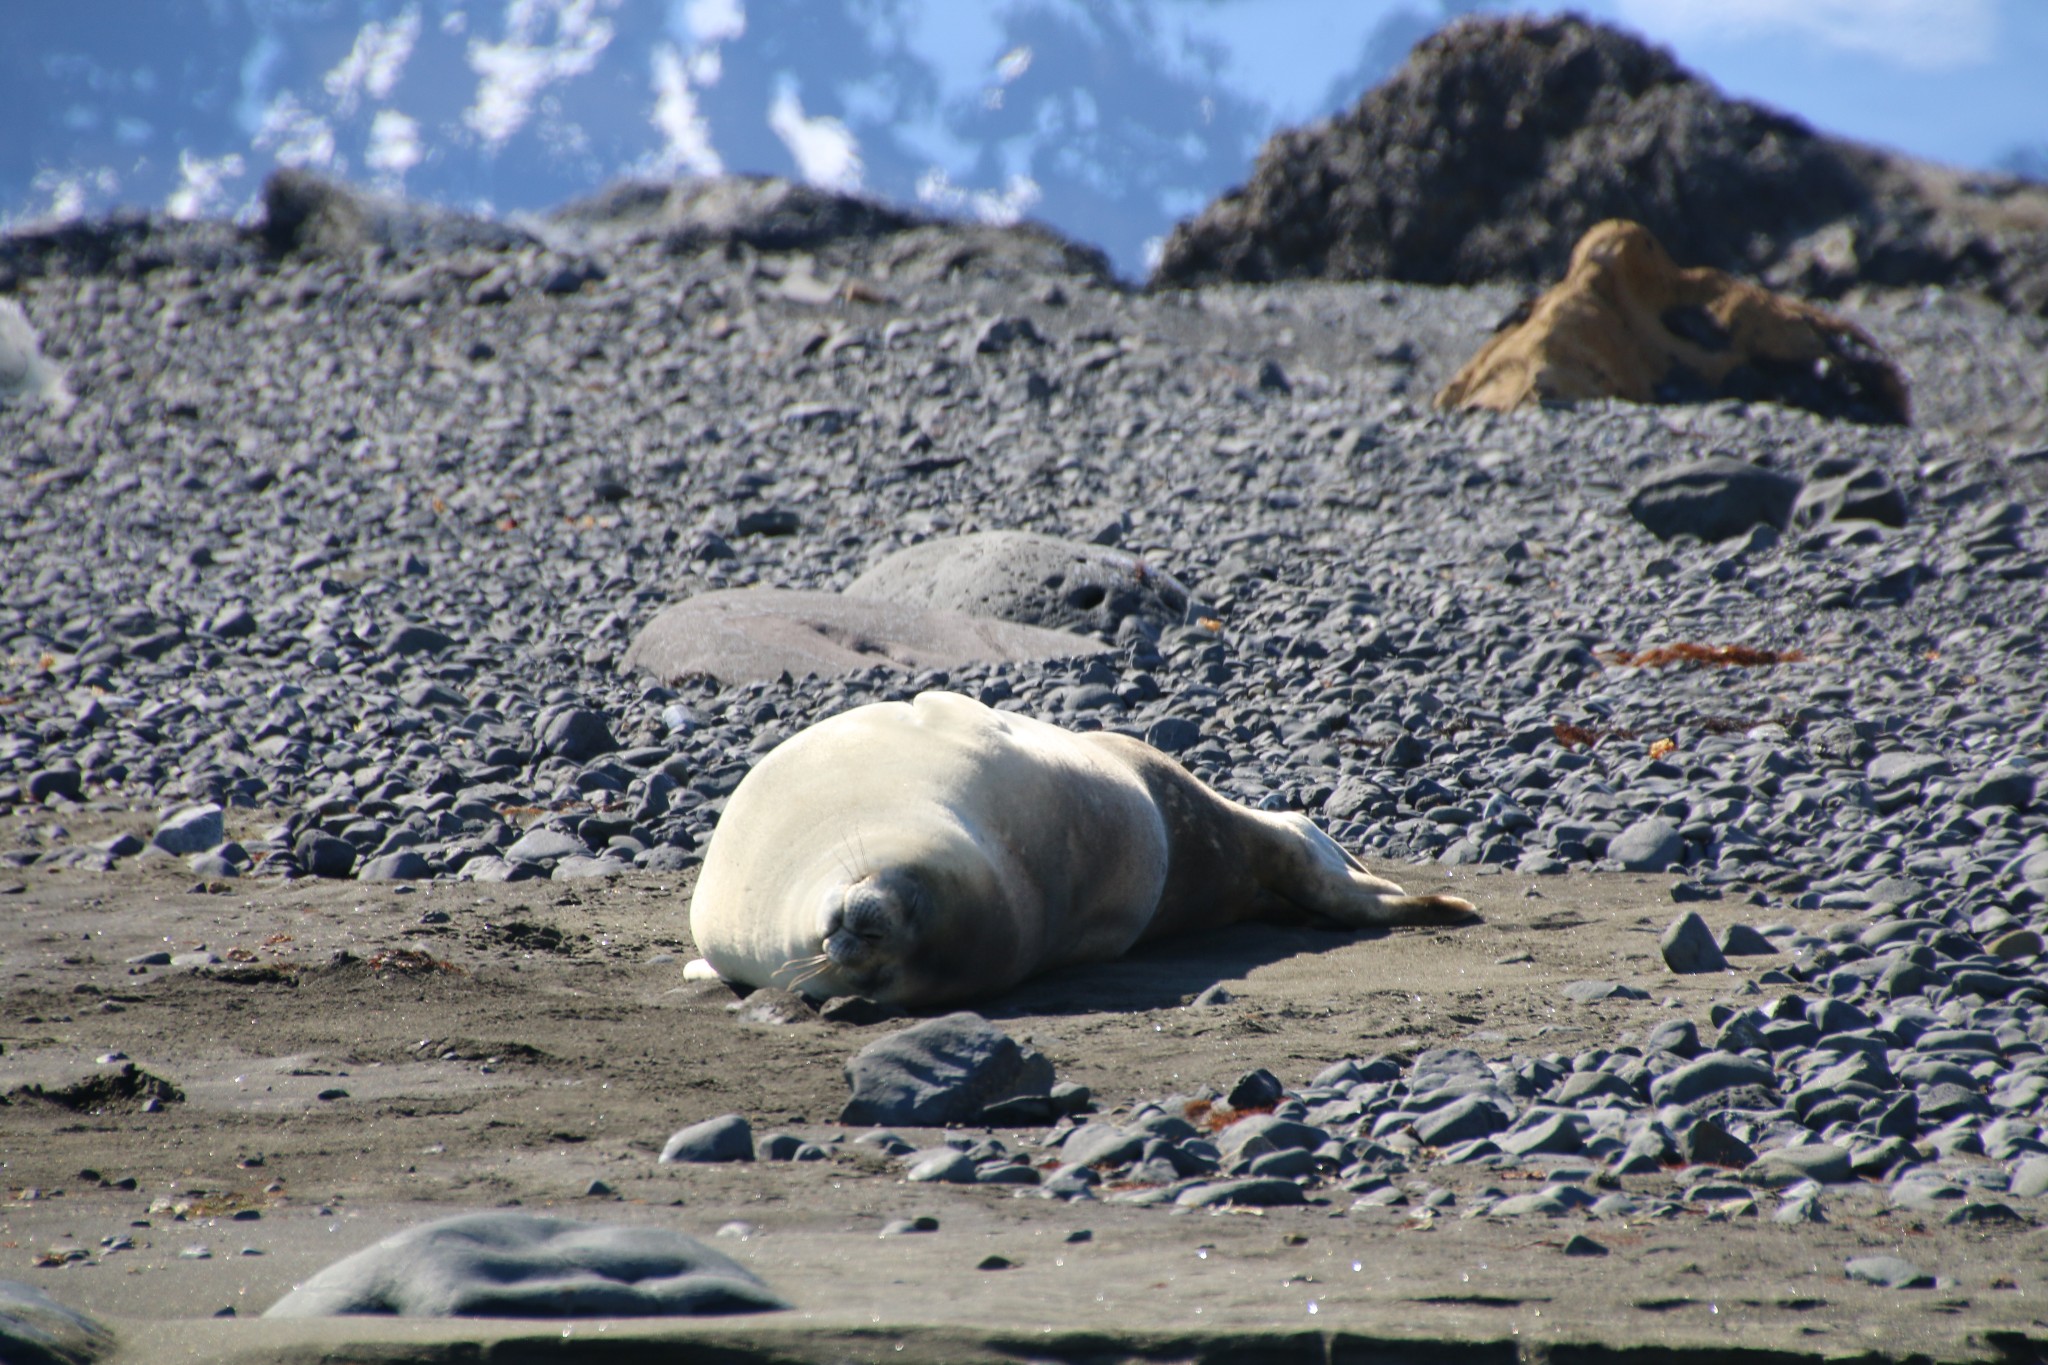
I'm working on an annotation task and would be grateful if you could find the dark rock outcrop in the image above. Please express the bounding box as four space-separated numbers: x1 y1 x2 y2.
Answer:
547 175 1115 286
1153 13 2048 317
260 169 534 258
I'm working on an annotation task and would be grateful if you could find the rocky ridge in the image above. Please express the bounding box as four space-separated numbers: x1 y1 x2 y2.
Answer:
1154 12 2048 319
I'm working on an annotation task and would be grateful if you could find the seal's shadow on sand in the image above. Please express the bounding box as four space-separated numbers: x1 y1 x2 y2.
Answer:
979 922 1392 1019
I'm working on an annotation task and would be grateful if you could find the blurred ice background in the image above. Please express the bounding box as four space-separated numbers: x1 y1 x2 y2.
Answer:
4 0 2043 278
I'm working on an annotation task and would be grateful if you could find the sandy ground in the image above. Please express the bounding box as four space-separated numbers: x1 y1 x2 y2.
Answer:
3 805 2044 1362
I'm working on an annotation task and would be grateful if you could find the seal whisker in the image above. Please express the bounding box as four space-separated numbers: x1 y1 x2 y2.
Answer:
784 956 836 990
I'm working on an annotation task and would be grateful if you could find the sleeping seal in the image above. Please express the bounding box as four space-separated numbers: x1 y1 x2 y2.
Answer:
686 691 1476 1007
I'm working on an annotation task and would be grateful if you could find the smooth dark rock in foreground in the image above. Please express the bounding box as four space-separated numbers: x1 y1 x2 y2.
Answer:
0 1279 110 1365
841 1013 1055 1127
263 1212 787 1317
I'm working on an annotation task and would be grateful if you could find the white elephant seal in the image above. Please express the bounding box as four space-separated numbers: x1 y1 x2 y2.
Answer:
686 691 1476 1007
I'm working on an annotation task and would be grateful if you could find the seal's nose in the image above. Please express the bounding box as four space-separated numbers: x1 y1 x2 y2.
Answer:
824 927 865 965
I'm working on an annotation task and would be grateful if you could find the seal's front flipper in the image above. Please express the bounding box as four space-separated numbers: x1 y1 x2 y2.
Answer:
682 958 725 982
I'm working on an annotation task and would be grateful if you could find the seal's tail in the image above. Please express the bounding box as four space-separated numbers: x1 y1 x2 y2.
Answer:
1373 893 1479 925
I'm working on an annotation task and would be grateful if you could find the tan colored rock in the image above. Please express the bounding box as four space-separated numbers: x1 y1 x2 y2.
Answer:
1435 220 1910 425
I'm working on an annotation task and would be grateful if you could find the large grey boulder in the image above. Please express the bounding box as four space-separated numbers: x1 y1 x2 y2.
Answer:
263 1213 787 1318
1627 457 1803 544
620 588 1105 687
0 1279 109 1365
844 531 1197 638
841 1012 1055 1126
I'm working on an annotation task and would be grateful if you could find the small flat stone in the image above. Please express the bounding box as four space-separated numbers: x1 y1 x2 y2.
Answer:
905 1150 977 1184
2009 1154 2048 1198
1945 1201 2024 1226
153 804 225 856
503 827 588 864
1866 752 1951 786
1497 1113 1583 1157
358 851 432 881
1490 1192 1570 1216
817 996 904 1026
1990 930 2043 960
1844 1255 1933 1289
1660 911 1728 974
1172 1179 1306 1208
1611 817 1684 872
879 1217 938 1237
840 1013 1054 1127
552 855 627 880
294 833 356 879
658 1114 754 1164
1412 1095 1509 1147
1718 924 1778 956
1649 1052 1777 1108
1561 980 1649 1003
1225 1068 1285 1110
1774 1196 1827 1225
1681 1118 1757 1169
1748 1143 1852 1185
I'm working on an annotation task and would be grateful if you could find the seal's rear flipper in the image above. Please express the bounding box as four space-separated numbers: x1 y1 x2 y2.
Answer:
1375 893 1480 925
